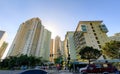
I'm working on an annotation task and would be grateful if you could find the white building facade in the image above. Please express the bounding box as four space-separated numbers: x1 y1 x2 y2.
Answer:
64 31 77 61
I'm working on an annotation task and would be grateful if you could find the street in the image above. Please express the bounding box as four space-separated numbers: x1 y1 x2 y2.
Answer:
0 69 119 74
0 70 73 74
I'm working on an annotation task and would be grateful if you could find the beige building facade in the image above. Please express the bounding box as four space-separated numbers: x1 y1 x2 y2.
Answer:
49 39 54 62
0 30 8 59
54 36 61 59
74 21 110 57
8 18 51 60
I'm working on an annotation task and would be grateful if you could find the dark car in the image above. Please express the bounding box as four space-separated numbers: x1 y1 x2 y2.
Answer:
19 69 48 74
79 63 117 74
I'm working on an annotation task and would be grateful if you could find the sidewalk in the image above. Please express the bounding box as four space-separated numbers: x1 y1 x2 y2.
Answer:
58 70 73 74
46 70 73 74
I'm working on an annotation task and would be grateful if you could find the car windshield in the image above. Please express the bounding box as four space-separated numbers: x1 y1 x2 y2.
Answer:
95 64 102 68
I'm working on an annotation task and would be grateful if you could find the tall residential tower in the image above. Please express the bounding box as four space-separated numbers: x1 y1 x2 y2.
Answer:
7 18 51 60
64 31 77 61
54 36 61 59
0 30 8 59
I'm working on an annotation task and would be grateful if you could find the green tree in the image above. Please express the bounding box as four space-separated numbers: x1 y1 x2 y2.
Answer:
54 56 63 64
0 54 44 69
102 40 120 59
0 58 9 69
8 56 18 69
79 46 101 64
18 54 29 66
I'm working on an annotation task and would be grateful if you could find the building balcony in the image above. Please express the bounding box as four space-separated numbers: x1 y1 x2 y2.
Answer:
100 24 108 33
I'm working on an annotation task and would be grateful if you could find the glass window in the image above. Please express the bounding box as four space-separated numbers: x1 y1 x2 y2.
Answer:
94 33 97 36
96 64 102 68
103 64 108 68
91 26 94 29
96 37 98 40
100 24 108 33
81 25 87 32
90 23 92 26
99 45 101 48
97 41 100 44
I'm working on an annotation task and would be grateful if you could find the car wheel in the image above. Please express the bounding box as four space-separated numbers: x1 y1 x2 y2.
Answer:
81 72 88 74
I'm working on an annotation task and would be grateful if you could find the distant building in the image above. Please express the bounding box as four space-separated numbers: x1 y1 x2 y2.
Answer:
0 30 8 59
49 39 54 62
60 41 64 57
39 29 51 60
73 21 110 59
64 31 77 61
7 18 51 60
54 36 61 59
109 33 120 41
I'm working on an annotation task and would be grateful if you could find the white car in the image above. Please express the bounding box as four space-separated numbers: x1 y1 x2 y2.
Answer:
79 65 88 73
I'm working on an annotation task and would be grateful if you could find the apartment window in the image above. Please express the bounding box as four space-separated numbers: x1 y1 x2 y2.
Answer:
97 41 100 44
100 24 108 33
90 23 92 26
99 45 101 48
81 25 87 32
91 27 94 29
94 33 97 36
93 30 95 32
96 37 98 40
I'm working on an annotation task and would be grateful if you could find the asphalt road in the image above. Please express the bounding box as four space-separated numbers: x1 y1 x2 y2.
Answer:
0 70 119 74
0 70 73 74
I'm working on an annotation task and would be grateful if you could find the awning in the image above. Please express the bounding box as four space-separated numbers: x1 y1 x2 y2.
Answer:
93 59 120 63
72 61 87 64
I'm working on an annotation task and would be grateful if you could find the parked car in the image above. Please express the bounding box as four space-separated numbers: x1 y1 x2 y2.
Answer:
19 69 48 74
79 63 117 74
34 66 41 69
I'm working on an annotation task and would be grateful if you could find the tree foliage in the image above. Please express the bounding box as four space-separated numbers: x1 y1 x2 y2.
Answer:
102 40 120 59
79 46 101 64
54 56 63 64
0 54 43 69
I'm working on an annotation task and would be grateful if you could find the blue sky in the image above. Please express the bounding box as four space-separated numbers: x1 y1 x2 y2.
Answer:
0 0 120 57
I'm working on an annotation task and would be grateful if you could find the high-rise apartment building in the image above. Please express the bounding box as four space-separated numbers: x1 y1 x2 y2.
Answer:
60 41 64 57
49 39 54 62
109 33 120 41
7 18 51 60
64 31 77 61
0 30 8 59
74 21 110 52
39 29 51 60
54 36 61 59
